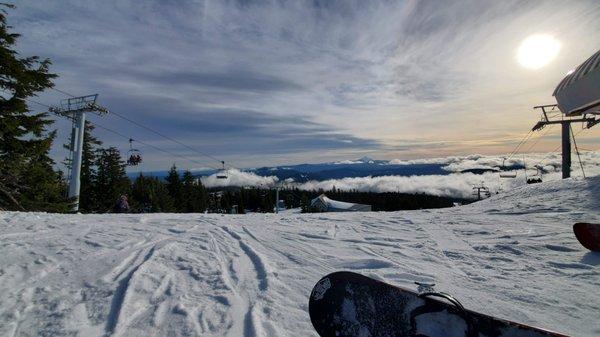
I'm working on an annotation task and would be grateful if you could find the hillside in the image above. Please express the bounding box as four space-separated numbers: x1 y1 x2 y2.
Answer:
0 177 598 336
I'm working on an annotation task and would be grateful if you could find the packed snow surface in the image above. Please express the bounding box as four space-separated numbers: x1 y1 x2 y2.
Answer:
1 177 599 337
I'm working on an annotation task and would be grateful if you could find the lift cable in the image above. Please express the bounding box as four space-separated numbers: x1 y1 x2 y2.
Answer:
50 87 236 169
506 107 571 162
524 124 555 153
25 98 219 170
531 127 588 169
570 125 585 178
25 98 52 109
90 121 218 170
506 130 534 160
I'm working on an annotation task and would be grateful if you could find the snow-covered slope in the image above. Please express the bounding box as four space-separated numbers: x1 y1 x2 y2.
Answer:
0 177 599 337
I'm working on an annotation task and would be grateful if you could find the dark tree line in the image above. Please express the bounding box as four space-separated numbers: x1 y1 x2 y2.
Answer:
205 187 464 214
297 189 464 212
69 141 211 213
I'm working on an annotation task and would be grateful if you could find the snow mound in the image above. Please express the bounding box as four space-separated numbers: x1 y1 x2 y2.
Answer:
0 177 598 336
472 175 600 214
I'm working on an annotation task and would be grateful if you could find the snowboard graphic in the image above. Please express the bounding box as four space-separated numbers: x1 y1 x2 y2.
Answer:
309 271 569 337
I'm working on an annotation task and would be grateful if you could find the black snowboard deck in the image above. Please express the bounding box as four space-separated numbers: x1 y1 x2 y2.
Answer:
309 271 569 337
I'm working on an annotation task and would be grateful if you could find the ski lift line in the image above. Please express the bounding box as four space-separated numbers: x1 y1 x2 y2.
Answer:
89 120 220 170
49 108 220 170
531 127 589 169
506 130 534 160
26 98 209 167
27 97 223 171
108 109 225 164
570 125 586 178
50 87 77 98
511 131 534 156
25 98 52 109
524 124 556 153
50 87 238 170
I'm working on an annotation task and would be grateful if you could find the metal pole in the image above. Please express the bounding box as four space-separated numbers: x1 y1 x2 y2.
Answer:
275 188 279 214
68 112 86 211
67 121 76 182
561 122 571 179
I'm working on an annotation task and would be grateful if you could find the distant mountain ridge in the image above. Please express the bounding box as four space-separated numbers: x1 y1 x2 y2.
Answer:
127 157 450 181
250 162 447 182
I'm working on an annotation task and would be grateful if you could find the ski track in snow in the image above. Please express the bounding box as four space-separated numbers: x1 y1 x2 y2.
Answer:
0 177 599 336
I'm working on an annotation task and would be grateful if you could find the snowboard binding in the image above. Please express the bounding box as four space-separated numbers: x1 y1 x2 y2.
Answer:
415 281 436 294
411 282 477 337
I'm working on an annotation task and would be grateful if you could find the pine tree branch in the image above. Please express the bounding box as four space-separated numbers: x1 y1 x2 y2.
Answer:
0 181 25 211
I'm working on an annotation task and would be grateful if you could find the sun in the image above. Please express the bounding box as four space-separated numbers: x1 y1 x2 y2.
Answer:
516 34 561 70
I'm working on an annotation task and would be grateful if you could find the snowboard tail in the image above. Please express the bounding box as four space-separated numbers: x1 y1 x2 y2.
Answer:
309 271 569 337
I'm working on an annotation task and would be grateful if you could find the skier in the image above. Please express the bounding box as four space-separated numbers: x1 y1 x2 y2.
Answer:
114 195 130 213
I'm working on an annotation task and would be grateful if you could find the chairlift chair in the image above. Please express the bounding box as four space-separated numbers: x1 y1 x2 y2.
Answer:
499 171 517 178
526 165 543 184
217 161 228 179
126 138 142 166
499 158 517 178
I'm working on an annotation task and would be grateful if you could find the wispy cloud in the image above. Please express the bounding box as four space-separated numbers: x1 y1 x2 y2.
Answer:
201 169 278 188
9 0 600 169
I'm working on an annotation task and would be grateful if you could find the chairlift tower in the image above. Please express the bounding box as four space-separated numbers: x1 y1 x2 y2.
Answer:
530 104 597 179
50 94 109 211
532 48 600 179
472 183 491 201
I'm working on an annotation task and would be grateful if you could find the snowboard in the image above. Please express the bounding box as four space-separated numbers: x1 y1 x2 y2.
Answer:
309 271 569 337
573 223 600 251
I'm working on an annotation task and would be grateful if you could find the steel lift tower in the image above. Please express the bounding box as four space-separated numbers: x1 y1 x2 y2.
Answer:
531 49 600 179
50 94 108 211
531 105 598 179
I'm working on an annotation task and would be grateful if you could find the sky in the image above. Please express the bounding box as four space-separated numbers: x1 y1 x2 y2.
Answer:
8 0 600 170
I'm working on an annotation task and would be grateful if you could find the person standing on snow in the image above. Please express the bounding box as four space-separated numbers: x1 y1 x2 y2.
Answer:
115 195 130 213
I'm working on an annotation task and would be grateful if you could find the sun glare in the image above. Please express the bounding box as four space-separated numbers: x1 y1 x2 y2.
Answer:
516 34 561 70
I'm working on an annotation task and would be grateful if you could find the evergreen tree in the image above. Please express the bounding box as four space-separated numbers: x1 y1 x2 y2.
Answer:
165 164 183 211
260 190 274 213
196 179 208 212
130 174 174 212
181 170 207 213
237 187 246 214
95 147 130 212
180 170 195 212
284 192 293 209
0 4 68 211
63 121 102 212
300 194 310 213
221 191 231 213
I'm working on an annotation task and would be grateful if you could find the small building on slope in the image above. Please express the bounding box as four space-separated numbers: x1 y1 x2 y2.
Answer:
310 194 371 212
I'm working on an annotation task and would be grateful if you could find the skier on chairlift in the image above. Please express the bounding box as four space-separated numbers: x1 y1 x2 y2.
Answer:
126 138 142 166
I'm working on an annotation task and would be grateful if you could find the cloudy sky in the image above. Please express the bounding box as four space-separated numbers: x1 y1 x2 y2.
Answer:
9 0 600 170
